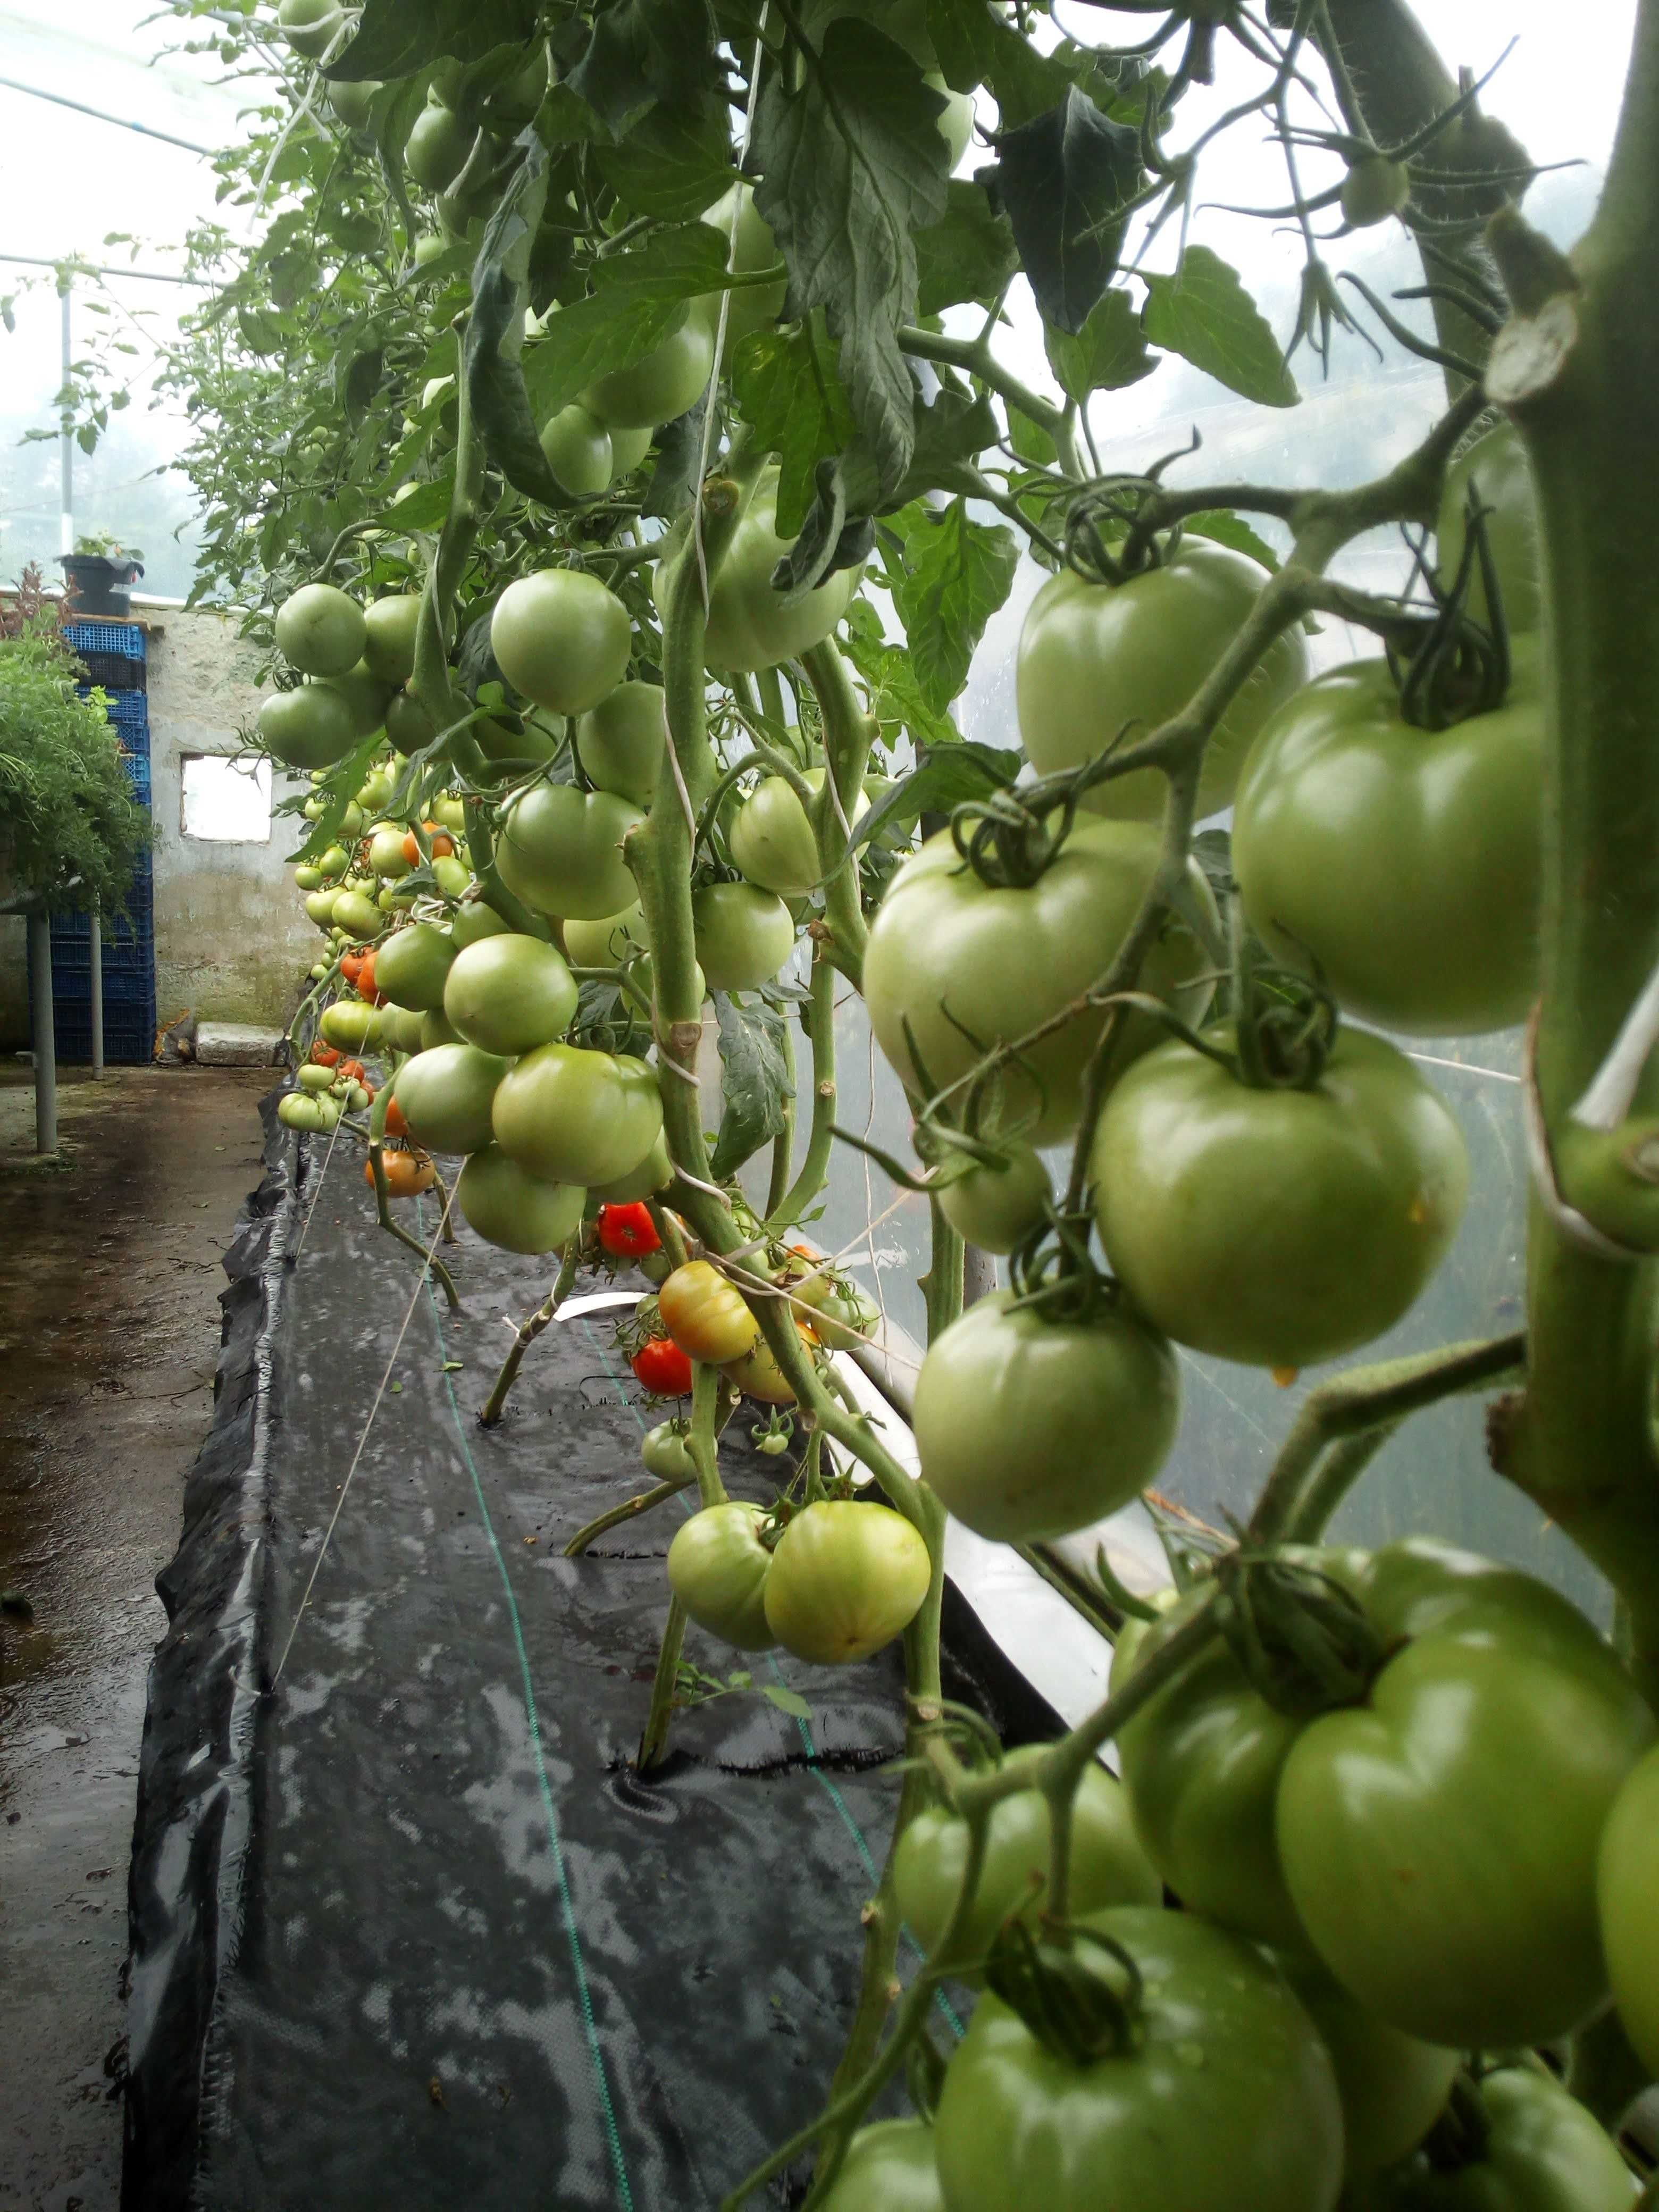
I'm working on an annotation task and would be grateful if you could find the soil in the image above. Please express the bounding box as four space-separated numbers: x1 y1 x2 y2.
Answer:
0 1065 270 2212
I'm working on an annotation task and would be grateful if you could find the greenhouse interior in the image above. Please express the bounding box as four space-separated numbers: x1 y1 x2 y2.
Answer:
4 3 1659 2209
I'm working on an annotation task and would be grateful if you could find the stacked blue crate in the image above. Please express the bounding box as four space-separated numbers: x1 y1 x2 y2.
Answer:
37 624 157 1061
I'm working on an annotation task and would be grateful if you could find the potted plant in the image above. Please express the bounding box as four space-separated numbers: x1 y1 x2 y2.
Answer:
60 531 145 619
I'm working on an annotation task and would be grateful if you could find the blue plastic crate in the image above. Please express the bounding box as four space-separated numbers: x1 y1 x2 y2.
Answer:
84 688 150 753
124 751 152 806
50 999 157 1066
65 619 145 663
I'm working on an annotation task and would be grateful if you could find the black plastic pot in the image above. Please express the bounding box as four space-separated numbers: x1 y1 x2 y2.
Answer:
59 552 144 618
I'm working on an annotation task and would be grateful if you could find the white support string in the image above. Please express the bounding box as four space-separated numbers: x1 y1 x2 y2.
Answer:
270 1187 456 1688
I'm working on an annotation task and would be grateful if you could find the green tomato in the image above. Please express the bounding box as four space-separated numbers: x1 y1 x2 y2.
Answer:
456 1145 585 1254
449 898 513 951
331 889 385 939
865 818 1217 1145
761 1499 931 1665
380 1004 428 1054
405 103 472 194
1273 1543 1656 2049
326 77 380 130
421 1007 462 1050
297 1062 336 1094
277 0 345 59
893 1745 1161 1972
259 684 358 771
581 312 714 430
274 583 366 679
294 864 324 893
667 1502 776 1650
317 843 350 879
792 1275 878 1352
1341 153 1412 227
913 1290 1179 1542
608 423 653 478
575 681 665 809
728 769 867 897
431 853 471 899
655 471 861 674
431 795 467 836
392 1044 510 1155
361 595 422 686
926 71 975 166
563 902 648 971
1234 649 1543 1035
278 1089 341 1131
1093 1024 1469 1369
936 1140 1052 1255
355 766 395 812
491 1045 663 1187
933 1906 1344 2212
480 43 549 128
1439 420 1542 637
1016 544 1310 821
1278 1956 1459 2181
320 658 395 741
1599 1742 1659 2082
815 2121 943 2212
1351 2066 1638 2210
700 181 786 345
442 933 577 1055
641 1419 696 1481
374 921 456 1010
320 1000 382 1053
368 826 412 880
539 403 613 498
495 782 642 921
386 688 435 758
490 569 633 716
692 883 795 993
591 1130 673 1203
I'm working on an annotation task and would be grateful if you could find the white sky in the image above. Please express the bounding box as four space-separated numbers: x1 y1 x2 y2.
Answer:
0 3 1641 599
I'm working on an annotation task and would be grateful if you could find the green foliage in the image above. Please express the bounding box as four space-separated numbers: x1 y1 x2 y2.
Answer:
0 617 151 914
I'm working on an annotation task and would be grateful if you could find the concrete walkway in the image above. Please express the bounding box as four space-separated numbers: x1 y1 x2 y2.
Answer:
0 1066 270 2212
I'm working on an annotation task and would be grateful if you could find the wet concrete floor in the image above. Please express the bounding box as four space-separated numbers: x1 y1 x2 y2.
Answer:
0 1066 270 2212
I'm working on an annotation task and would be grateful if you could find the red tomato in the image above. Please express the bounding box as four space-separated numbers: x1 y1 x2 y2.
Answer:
340 951 366 987
310 1041 341 1068
367 1147 437 1197
598 1201 661 1259
337 1058 367 1082
403 824 456 864
383 1096 408 1138
356 948 380 1003
632 1337 693 1398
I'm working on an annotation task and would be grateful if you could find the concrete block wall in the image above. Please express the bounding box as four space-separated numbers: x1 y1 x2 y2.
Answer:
147 606 315 1028
0 602 316 1048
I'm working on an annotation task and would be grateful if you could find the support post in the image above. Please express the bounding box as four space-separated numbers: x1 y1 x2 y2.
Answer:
27 913 56 1155
88 904 103 1080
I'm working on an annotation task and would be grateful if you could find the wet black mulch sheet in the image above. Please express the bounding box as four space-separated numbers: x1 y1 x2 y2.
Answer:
124 1098 1049 2212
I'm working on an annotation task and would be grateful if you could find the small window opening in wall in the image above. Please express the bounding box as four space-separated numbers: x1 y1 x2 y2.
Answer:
181 753 272 842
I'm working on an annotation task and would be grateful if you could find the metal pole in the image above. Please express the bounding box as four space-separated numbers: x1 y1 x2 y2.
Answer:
59 274 72 560
27 915 57 1155
89 906 104 1080
0 76 215 156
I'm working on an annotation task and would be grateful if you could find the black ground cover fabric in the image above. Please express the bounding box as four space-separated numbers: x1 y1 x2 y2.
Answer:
124 1100 1053 2211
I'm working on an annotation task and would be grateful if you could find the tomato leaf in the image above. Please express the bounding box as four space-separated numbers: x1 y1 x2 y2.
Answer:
841 727 1023 860
710 993 794 1183
464 135 578 508
596 99 736 223
886 498 1019 716
839 599 960 755
1184 508 1283 573
917 181 1020 319
640 392 708 522
760 1684 814 1721
1141 246 1300 408
989 86 1142 334
379 473 454 530
520 225 731 424
325 0 538 83
1045 288 1158 400
730 322 859 541
751 22 951 498
563 0 719 135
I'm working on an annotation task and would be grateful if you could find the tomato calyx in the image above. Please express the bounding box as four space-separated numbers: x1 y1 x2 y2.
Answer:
1212 1548 1391 1717
1417 2068 1493 2173
1390 492 1513 730
983 1918 1145 2066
